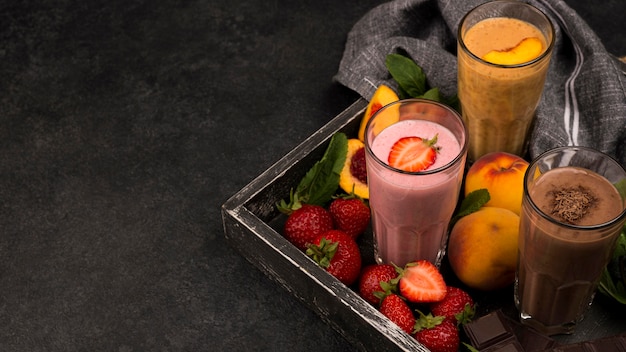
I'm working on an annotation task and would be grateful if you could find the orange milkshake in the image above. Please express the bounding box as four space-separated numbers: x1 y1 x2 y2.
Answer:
458 1 554 161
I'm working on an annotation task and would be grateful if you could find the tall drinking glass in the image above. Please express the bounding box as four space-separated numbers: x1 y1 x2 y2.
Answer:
458 0 555 161
515 146 626 335
364 99 468 268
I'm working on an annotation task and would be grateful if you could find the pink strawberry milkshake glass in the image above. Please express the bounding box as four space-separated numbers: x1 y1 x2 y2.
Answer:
364 99 468 268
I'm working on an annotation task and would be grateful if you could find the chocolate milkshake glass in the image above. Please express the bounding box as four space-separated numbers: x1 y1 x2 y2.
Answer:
364 99 468 268
515 147 626 335
458 1 555 161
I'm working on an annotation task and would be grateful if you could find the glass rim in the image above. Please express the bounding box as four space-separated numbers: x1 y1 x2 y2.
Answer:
364 98 469 176
523 146 626 231
457 0 556 69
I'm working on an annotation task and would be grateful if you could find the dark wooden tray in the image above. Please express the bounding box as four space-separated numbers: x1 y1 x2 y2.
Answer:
221 99 626 351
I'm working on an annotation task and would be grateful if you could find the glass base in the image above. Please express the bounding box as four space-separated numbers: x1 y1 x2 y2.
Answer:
373 241 446 268
518 312 577 336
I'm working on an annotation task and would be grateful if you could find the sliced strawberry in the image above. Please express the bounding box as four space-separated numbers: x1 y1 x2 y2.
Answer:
388 135 439 172
398 260 447 303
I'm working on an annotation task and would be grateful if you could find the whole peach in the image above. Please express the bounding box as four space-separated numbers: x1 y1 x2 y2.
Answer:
447 207 520 291
464 152 528 215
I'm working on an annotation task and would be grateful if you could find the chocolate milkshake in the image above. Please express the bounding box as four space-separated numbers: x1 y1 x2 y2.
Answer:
516 165 626 335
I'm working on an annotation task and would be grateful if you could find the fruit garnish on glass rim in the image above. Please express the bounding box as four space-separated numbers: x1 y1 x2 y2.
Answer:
482 37 543 65
388 135 440 172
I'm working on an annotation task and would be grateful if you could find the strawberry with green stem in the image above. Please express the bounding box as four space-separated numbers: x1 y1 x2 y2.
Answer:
413 310 460 352
379 294 415 334
429 286 476 325
277 133 347 250
282 204 333 251
328 194 371 239
306 229 362 286
358 263 398 305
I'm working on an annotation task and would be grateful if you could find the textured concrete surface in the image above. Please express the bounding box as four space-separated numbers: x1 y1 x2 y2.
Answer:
0 0 624 351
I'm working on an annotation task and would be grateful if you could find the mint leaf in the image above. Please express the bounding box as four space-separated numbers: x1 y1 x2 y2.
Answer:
442 94 461 112
450 189 490 226
385 53 460 111
295 132 348 207
463 342 480 352
419 87 441 101
599 229 626 304
396 85 411 100
385 53 426 98
598 269 626 304
615 178 626 200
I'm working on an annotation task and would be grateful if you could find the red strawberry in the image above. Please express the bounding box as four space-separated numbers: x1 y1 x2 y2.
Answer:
429 286 476 325
283 204 333 251
398 260 447 303
388 135 440 172
328 196 371 239
306 230 362 286
379 294 415 334
413 312 460 352
358 264 398 305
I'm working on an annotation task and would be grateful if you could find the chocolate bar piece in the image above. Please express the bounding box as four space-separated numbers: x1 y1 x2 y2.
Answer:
482 340 524 352
463 310 520 350
463 310 559 351
545 332 626 351
503 315 559 351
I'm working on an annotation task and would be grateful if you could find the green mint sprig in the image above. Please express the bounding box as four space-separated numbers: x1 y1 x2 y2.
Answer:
277 132 348 214
385 53 460 111
599 226 626 304
450 189 491 227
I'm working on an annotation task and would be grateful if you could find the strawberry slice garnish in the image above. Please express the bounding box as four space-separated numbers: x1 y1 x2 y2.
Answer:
398 260 447 303
388 135 439 172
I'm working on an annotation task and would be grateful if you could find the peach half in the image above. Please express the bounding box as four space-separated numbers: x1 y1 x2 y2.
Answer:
339 139 369 199
448 206 520 291
358 84 399 142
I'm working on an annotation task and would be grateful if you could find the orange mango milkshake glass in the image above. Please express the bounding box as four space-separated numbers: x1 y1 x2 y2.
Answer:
457 0 555 161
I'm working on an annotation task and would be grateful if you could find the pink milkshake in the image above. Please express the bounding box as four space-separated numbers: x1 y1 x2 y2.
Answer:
364 99 468 267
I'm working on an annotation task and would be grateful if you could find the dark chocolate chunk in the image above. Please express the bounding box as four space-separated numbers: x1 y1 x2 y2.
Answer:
463 309 561 352
545 332 626 352
482 340 525 352
503 315 559 351
463 310 517 350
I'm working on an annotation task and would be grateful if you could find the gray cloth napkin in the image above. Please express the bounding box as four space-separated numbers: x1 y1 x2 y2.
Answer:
334 0 626 167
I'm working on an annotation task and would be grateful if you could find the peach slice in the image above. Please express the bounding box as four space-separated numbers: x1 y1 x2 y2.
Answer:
482 37 543 65
358 85 399 142
339 139 369 199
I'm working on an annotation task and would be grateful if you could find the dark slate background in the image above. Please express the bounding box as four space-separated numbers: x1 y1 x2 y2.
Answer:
0 0 624 351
